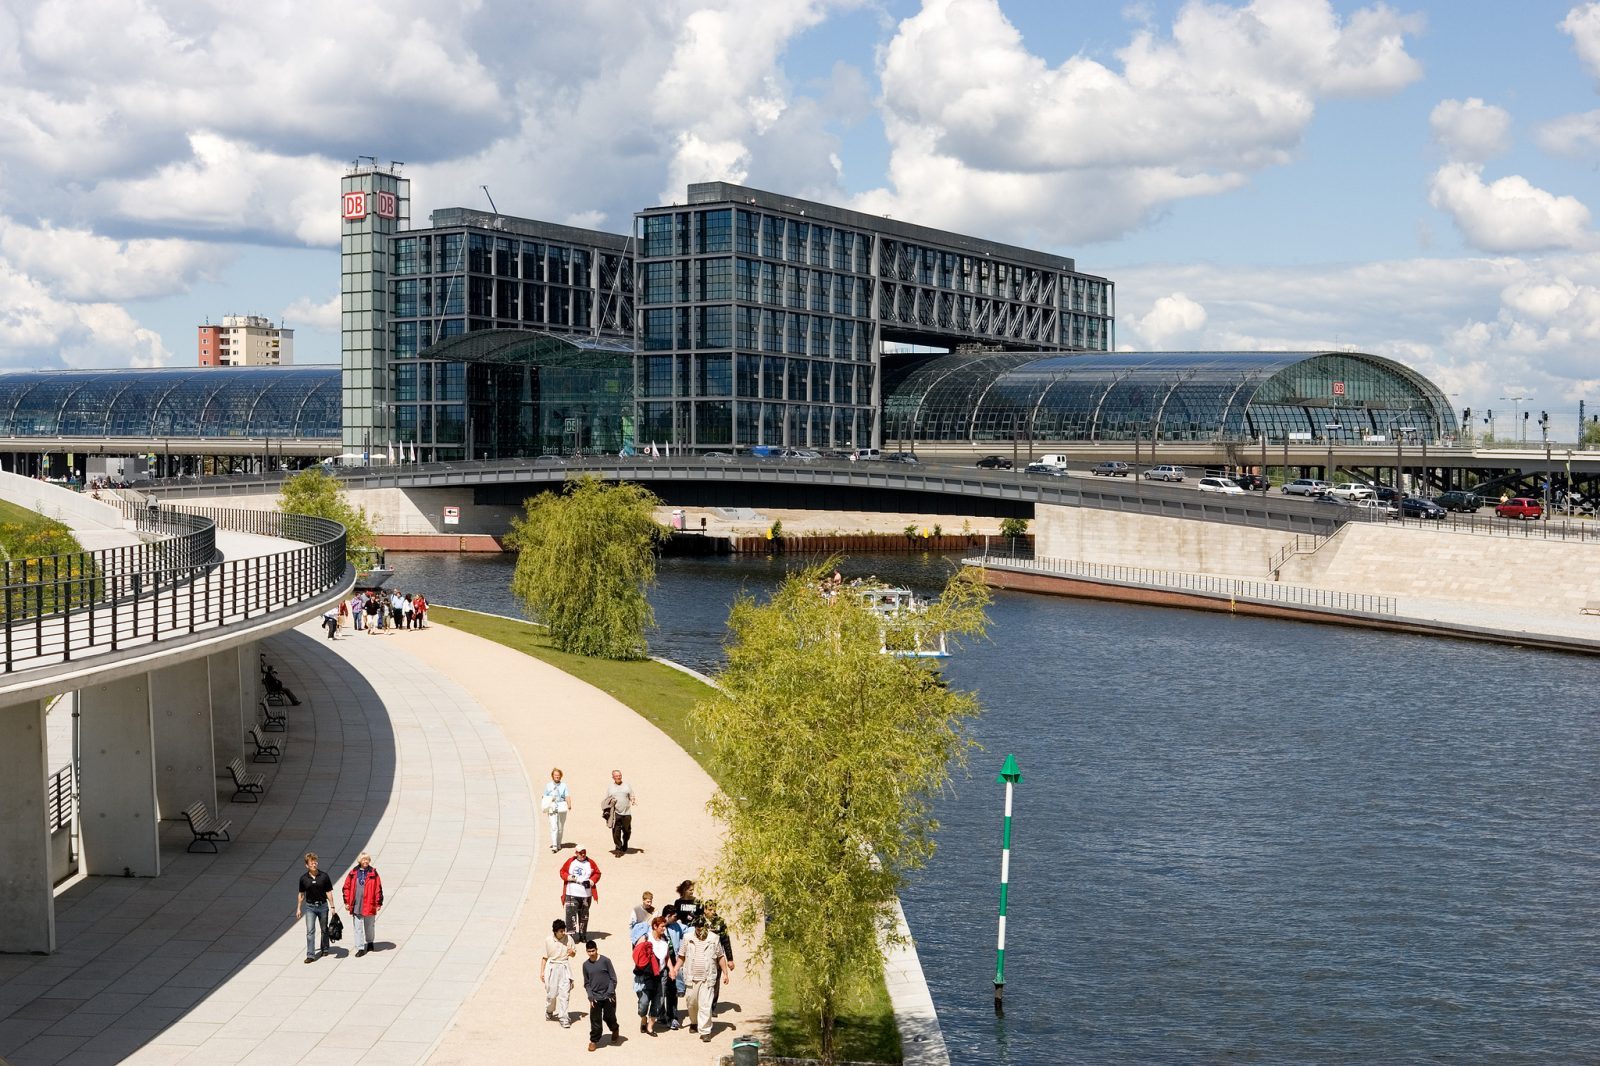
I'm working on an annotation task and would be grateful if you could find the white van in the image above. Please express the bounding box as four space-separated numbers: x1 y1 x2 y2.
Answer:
1034 454 1071 469
852 448 881 461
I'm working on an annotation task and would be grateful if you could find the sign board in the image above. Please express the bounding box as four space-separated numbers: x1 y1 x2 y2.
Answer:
1332 381 1346 396
342 191 367 220
1363 435 1387 443
442 506 460 526
376 191 397 219
1288 432 1313 441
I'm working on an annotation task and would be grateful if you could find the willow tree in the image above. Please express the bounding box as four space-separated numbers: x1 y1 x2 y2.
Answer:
692 562 990 1064
278 468 375 565
506 476 666 659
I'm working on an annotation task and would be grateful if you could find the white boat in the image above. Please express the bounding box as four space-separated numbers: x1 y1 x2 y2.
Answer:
353 547 394 590
856 583 950 658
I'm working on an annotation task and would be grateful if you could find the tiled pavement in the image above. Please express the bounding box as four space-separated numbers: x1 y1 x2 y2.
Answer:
0 622 535 1065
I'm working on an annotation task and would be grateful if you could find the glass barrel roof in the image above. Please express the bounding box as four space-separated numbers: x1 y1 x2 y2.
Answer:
0 367 341 439
882 350 1458 443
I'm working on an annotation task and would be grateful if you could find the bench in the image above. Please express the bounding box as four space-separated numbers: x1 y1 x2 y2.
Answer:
181 801 233 852
248 727 285 763
258 698 287 731
1583 602 1600 616
226 757 266 802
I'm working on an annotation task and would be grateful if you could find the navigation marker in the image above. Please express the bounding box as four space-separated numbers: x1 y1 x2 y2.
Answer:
994 753 1023 1016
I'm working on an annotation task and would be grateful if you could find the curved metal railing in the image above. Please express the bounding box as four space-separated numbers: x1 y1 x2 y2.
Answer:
0 503 348 673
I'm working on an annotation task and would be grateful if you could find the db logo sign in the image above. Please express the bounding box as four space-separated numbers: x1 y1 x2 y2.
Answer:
342 192 367 220
376 192 397 219
1331 381 1346 396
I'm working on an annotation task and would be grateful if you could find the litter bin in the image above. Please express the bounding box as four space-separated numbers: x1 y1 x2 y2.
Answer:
671 508 685 530
731 1037 760 1066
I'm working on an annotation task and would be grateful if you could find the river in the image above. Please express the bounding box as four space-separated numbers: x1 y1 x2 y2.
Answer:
388 551 1600 1064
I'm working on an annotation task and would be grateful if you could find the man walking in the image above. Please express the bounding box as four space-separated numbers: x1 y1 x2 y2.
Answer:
582 940 624 1051
542 918 577 1028
558 845 602 941
679 919 733 1040
604 770 636 856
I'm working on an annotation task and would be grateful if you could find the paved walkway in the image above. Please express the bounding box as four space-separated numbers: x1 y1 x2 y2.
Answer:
1 615 771 1065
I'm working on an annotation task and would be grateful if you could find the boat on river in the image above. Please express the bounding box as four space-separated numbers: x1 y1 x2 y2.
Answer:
856 582 949 658
353 547 395 591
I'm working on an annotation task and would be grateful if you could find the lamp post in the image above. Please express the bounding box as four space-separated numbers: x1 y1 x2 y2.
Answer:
1501 394 1531 444
1324 421 1341 482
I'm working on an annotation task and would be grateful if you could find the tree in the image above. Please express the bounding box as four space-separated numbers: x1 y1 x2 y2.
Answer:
277 468 375 565
1582 419 1600 448
505 476 666 659
691 561 990 1064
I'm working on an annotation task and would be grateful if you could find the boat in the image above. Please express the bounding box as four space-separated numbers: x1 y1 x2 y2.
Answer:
856 583 950 658
353 547 394 591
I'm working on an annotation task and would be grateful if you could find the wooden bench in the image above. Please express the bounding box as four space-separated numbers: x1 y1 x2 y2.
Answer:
226 757 266 803
258 698 287 731
181 801 233 853
248 727 285 763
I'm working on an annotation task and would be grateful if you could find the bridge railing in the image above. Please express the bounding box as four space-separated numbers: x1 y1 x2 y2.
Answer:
0 504 347 673
973 550 1399 617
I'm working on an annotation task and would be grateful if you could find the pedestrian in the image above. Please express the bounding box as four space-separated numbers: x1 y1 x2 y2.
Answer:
321 607 339 640
414 593 429 628
631 915 677 1036
679 919 733 1040
389 590 405 630
673 879 700 926
542 767 571 854
703 899 735 1008
558 845 602 942
352 594 366 632
541 918 577 1028
296 852 334 963
337 598 351 633
341 851 385 957
583 939 624 1051
628 890 655 928
401 594 414 629
661 905 686 1028
604 769 636 856
365 595 382 633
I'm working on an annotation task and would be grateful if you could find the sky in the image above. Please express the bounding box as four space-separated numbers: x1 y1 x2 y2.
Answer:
2 0 1598 436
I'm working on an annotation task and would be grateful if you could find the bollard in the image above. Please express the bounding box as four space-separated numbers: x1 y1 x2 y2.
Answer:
731 1037 760 1066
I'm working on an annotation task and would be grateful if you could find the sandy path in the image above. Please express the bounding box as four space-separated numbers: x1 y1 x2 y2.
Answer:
406 622 771 1065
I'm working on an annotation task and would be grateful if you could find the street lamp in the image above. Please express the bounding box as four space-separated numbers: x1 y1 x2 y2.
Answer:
1500 394 1531 444
1324 421 1342 482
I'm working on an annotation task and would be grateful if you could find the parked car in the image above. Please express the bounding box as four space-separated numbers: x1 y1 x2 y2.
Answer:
883 452 920 464
1352 497 1400 518
1433 490 1483 512
1399 496 1446 520
1232 472 1270 491
1024 462 1067 477
1328 482 1375 500
784 447 821 461
1092 460 1131 477
702 451 736 462
975 455 1013 469
1196 475 1245 495
1143 464 1186 482
1495 496 1543 520
1372 485 1404 502
1283 478 1332 497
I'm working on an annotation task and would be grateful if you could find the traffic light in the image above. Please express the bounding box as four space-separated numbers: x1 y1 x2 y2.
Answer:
1463 407 1472 422
1486 409 1494 422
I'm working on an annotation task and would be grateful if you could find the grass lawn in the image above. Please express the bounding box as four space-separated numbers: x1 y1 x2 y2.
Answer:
428 604 903 1064
0 498 84 561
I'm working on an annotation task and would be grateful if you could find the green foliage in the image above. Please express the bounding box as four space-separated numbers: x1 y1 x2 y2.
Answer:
504 476 666 660
692 561 990 1064
1583 420 1600 447
903 524 918 538
277 468 375 564
0 513 97 619
769 519 784 540
932 523 943 537
999 516 1029 538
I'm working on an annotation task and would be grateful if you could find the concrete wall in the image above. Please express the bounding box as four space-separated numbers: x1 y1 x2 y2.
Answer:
1035 504 1287 577
0 469 123 528
194 485 517 537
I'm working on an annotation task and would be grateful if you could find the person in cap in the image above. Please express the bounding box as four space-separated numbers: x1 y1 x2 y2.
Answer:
558 845 602 941
678 918 733 1040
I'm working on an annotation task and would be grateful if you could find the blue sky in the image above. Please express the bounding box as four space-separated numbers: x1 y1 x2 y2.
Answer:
2 0 1598 436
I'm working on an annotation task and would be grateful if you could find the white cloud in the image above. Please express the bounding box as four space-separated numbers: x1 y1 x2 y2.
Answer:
0 221 229 302
283 293 341 334
0 262 171 369
1126 293 1208 348
1536 109 1600 157
859 0 1425 245
1563 2 1600 81
1428 163 1593 253
1430 98 1511 161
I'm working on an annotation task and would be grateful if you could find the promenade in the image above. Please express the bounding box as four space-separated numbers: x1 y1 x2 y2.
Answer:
0 617 768 1065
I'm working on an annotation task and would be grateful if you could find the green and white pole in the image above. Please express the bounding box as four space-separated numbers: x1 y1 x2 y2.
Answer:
994 753 1023 1016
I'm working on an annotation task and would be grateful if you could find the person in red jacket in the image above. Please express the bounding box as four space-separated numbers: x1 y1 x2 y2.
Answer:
342 852 385 957
558 845 602 941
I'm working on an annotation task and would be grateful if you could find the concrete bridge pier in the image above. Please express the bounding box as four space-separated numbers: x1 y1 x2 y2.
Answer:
209 648 246 771
151 658 217 816
78 674 161 878
0 699 54 953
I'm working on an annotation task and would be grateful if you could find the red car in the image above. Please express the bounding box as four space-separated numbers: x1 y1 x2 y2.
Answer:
1495 497 1544 520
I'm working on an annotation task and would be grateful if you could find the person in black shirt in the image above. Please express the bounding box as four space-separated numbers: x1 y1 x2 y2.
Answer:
582 940 623 1051
296 852 335 962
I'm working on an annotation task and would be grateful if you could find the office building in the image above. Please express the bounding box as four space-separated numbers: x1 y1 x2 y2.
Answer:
197 315 294 366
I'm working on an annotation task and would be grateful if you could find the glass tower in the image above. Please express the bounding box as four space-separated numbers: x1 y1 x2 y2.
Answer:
340 164 410 459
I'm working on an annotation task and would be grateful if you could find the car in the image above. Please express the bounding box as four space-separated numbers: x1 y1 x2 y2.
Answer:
1232 472 1270 491
532 455 566 466
883 452 920 464
1092 461 1131 477
1143 464 1186 482
1196 475 1245 495
1399 496 1446 520
1328 482 1375 500
701 451 736 462
1433 491 1483 512
1283 478 1332 497
1352 497 1400 518
1313 494 1350 506
975 455 1014 469
1372 485 1404 503
784 447 821 461
1024 461 1067 477
1495 496 1543 520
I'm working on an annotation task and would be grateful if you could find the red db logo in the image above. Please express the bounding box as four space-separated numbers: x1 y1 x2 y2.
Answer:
342 192 367 220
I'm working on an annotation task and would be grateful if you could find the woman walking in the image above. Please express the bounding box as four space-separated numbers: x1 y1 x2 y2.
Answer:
541 768 570 853
341 851 385 957
632 915 677 1035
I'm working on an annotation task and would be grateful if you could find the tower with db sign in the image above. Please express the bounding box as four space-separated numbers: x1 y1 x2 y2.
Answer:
340 162 410 458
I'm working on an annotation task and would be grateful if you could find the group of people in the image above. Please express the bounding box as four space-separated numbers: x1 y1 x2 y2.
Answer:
294 851 385 961
542 767 637 859
541 881 735 1051
322 590 429 639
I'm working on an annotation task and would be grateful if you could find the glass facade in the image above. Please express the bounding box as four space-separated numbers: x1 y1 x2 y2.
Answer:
340 166 410 455
882 351 1458 444
634 182 1113 451
0 368 340 439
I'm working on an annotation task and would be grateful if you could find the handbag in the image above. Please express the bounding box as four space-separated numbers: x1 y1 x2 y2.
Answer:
540 795 554 814
327 911 344 942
